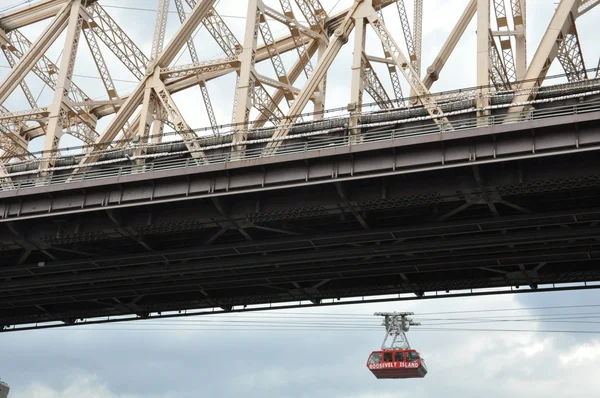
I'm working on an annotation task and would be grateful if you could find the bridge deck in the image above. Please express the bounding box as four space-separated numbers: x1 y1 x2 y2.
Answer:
2 95 600 330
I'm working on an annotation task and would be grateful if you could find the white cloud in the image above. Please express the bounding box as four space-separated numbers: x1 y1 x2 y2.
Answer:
560 340 600 364
11 374 163 398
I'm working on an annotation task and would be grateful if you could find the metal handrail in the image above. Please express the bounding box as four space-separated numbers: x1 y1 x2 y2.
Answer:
2 100 600 192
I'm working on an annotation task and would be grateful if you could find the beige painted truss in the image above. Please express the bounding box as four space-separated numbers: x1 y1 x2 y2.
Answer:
0 0 599 177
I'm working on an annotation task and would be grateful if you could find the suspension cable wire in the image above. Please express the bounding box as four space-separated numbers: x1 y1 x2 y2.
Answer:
36 325 600 335
197 304 600 318
141 312 600 323
8 304 600 333
46 308 600 333
126 311 600 324
131 314 600 327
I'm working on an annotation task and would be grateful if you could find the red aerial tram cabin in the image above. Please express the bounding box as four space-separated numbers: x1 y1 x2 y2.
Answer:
366 312 428 379
367 349 428 379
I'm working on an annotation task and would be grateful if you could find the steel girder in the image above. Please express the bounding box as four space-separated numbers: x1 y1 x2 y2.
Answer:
3 149 600 328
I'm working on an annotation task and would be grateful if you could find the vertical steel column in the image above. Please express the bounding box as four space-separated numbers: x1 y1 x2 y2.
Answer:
232 0 260 156
477 0 490 118
413 0 423 74
41 0 83 170
512 0 527 80
312 40 327 120
148 0 171 143
349 17 366 135
133 78 156 165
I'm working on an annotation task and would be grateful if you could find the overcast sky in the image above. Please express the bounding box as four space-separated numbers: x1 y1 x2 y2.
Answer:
2 1 600 396
2 289 600 398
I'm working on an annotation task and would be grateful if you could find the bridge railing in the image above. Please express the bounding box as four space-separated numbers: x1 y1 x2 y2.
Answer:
2 100 600 192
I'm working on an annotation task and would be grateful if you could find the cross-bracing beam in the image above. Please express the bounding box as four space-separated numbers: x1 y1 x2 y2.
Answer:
174 0 220 136
74 0 217 171
491 0 517 86
276 0 314 79
423 0 476 89
263 1 361 154
258 2 297 110
375 9 404 106
0 1 70 106
556 12 587 82
264 1 451 155
413 0 423 74
82 3 150 80
367 7 451 126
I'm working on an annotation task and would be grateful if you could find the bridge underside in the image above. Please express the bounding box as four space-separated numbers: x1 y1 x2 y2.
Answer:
3 158 600 327
2 103 600 329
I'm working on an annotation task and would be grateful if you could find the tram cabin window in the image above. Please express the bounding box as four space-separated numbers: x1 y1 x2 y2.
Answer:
368 353 382 364
407 352 419 362
394 352 404 362
383 352 393 362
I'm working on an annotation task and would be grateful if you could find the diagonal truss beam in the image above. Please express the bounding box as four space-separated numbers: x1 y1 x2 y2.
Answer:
153 79 207 163
0 1 70 106
82 3 150 80
2 27 100 148
0 0 95 32
174 0 220 136
366 8 451 127
253 39 319 128
362 53 393 109
74 0 217 170
423 0 476 89
152 0 171 60
376 9 404 106
264 5 323 41
556 12 587 82
578 0 600 15
396 0 418 71
505 0 580 117
488 32 511 90
277 0 314 79
413 0 423 74
0 106 32 162
0 47 39 110
3 29 92 109
258 2 296 108
264 1 361 153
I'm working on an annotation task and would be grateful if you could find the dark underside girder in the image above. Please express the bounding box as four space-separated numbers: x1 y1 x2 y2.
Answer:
2 108 600 329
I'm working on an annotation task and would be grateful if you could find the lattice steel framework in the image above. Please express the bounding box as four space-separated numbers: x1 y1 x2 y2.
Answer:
0 0 599 179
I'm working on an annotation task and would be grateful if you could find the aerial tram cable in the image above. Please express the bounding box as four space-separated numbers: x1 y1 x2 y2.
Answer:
45 326 600 335
11 304 600 333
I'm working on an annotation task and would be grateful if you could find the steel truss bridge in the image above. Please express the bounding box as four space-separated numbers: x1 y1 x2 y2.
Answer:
1 0 600 331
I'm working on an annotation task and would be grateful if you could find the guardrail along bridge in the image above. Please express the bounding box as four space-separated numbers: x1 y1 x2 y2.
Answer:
1 0 600 331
